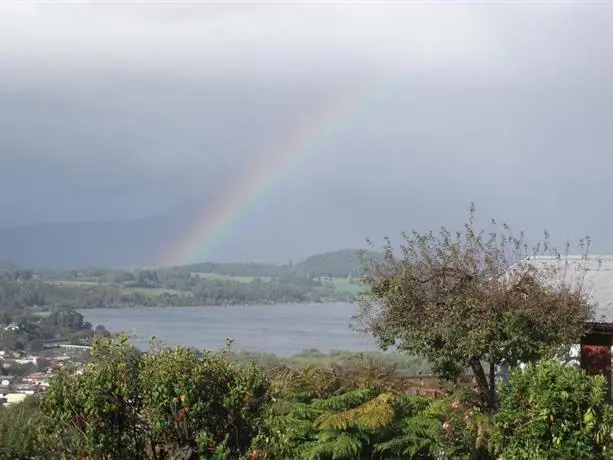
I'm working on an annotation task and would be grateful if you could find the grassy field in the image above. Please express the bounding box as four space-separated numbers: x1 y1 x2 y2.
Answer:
48 274 362 300
191 273 272 283
121 286 182 296
193 273 362 295
49 280 101 287
327 277 363 295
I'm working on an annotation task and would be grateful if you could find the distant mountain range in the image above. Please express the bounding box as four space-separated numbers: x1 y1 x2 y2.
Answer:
0 214 176 269
0 200 372 268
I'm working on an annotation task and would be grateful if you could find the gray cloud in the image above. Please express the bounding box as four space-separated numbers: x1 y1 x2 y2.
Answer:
0 2 500 71
0 2 611 261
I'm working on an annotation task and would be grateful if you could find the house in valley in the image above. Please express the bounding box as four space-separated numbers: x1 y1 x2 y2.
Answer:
2 393 27 406
0 375 14 390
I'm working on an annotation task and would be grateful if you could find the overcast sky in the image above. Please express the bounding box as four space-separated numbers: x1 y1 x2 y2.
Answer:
0 1 611 260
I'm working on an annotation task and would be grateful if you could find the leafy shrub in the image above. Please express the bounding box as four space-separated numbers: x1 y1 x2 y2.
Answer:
494 360 613 459
40 336 273 459
0 396 48 459
42 336 146 458
11 344 613 460
140 343 272 458
253 382 440 459
424 390 495 460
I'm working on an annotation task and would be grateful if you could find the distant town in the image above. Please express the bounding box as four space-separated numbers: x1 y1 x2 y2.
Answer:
0 342 91 407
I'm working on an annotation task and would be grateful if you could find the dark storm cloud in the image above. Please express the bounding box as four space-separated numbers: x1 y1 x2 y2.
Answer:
0 2 610 259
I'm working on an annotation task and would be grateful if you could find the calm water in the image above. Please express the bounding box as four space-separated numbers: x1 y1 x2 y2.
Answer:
80 302 376 356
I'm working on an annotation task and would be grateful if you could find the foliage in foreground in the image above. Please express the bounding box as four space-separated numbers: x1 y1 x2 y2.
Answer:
2 340 613 460
257 388 440 459
251 363 441 460
0 396 45 459
495 360 613 459
40 336 272 459
225 348 431 378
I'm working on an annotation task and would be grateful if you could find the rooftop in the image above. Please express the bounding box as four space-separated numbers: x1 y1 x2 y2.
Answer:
522 255 613 323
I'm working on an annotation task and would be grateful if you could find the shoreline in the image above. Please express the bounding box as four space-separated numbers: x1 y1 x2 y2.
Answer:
76 299 357 310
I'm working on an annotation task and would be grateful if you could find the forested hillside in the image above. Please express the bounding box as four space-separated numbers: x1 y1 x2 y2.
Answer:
170 249 380 279
0 250 376 309
294 248 379 277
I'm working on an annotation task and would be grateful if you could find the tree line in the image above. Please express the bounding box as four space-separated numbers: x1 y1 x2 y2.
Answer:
0 276 355 310
0 249 376 309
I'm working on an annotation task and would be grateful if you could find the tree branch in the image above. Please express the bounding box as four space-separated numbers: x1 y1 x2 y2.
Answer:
418 266 476 284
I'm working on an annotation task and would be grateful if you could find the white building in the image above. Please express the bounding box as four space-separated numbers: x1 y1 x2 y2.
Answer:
503 255 613 397
3 393 27 405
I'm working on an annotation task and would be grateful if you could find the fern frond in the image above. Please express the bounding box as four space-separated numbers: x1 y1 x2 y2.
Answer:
314 429 368 445
330 433 363 460
311 388 378 412
315 393 396 431
394 393 432 415
289 402 324 420
373 436 407 453
279 416 315 439
374 414 440 459
292 439 324 460
301 432 363 460
404 415 440 440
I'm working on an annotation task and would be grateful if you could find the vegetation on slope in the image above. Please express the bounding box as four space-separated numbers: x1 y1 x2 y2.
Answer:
0 250 375 308
294 249 380 278
0 306 110 352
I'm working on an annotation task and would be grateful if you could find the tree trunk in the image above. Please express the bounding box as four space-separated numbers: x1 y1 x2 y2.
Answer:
469 358 498 460
469 357 490 410
488 360 498 413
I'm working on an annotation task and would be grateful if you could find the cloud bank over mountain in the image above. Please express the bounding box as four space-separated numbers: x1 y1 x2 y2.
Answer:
0 2 610 266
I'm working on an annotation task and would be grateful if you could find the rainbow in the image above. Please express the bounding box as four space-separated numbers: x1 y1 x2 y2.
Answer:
158 75 396 267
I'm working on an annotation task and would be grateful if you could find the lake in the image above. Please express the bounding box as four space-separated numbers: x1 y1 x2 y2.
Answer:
80 302 376 356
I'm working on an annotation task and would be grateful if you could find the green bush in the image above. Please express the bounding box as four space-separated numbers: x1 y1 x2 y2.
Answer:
140 344 272 458
0 396 47 459
9 345 613 460
40 336 273 459
42 337 149 457
420 392 490 460
494 360 613 459
252 378 441 460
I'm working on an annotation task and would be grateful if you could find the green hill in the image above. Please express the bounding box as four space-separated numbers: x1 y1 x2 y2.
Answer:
160 249 381 280
294 249 381 278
